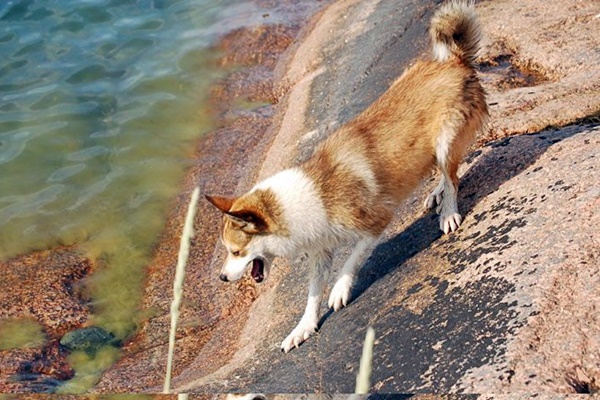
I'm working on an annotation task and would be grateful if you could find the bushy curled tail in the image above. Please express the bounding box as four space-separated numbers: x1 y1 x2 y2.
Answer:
430 0 482 66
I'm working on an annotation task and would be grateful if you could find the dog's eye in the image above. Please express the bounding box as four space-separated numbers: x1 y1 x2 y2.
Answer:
232 250 240 257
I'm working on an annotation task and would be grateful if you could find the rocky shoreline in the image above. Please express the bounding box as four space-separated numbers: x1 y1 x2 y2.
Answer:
0 0 329 393
100 0 599 394
1 0 599 395
0 248 92 391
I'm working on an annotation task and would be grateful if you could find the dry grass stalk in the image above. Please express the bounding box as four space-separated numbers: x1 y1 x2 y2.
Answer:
163 187 200 394
355 326 375 394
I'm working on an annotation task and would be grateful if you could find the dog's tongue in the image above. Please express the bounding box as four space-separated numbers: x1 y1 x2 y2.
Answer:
251 259 265 283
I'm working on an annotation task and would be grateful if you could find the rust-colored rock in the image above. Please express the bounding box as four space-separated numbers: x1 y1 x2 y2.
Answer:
476 0 600 142
0 247 92 392
0 247 92 338
170 0 599 393
218 24 298 70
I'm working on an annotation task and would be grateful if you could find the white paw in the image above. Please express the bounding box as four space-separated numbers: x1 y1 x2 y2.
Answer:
280 319 317 353
440 212 462 234
328 276 353 311
424 191 443 211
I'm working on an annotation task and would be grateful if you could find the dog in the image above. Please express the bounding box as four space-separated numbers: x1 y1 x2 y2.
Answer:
206 0 488 353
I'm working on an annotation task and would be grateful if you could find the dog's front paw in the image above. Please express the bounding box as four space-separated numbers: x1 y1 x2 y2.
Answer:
328 276 352 311
280 319 317 353
440 212 462 234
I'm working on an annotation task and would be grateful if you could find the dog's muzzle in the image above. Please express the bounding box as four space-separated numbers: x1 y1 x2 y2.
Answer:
219 258 268 283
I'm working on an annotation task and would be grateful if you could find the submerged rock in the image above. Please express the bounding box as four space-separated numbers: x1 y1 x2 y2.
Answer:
60 326 119 355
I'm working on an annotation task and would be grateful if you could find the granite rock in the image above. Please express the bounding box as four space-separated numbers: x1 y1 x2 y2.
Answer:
0 248 93 392
97 0 600 394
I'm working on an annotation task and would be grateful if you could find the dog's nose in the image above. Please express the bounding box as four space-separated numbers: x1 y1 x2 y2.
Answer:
219 273 229 282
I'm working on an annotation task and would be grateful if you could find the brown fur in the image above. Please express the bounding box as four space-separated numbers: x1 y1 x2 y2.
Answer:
303 58 488 235
207 189 288 235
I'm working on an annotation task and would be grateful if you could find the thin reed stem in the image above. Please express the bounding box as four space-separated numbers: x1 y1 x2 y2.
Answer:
355 326 375 394
163 187 200 394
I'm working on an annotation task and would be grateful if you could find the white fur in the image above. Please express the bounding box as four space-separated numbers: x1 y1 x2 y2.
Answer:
220 252 253 281
333 149 378 197
220 250 271 283
433 124 463 234
253 168 330 257
441 211 462 234
435 125 456 170
438 179 461 234
328 236 376 311
424 175 445 210
433 42 452 62
281 248 331 352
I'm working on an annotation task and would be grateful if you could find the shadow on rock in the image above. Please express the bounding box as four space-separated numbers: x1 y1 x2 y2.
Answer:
350 124 587 306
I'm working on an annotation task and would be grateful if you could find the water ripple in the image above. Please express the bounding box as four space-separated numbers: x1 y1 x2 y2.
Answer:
0 184 65 225
0 0 256 392
67 145 110 162
47 163 87 183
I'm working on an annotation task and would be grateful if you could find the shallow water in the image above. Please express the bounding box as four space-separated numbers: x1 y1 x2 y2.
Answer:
0 0 222 259
0 0 274 392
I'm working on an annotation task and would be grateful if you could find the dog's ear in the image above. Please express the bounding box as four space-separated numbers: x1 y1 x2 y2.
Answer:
205 194 236 213
205 194 270 234
227 209 269 234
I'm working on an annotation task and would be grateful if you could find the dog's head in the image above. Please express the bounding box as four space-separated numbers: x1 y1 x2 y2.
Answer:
205 190 283 284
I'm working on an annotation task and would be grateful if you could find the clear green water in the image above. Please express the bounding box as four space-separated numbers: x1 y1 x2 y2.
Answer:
0 0 254 392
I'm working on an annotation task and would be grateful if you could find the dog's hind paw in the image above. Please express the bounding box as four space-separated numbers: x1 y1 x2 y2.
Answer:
281 320 317 353
328 276 352 311
440 212 462 234
424 191 443 211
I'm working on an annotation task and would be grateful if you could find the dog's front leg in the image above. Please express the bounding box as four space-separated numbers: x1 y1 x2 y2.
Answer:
328 235 376 311
281 250 332 353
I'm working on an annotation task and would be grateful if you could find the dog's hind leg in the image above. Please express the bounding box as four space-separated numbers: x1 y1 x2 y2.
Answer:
435 121 475 234
424 173 445 211
328 235 376 311
281 250 332 353
437 158 462 234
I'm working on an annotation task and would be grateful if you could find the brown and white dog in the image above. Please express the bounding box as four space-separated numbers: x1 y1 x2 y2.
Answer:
206 0 488 353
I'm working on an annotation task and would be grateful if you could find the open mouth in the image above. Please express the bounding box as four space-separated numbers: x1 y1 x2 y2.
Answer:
251 258 265 283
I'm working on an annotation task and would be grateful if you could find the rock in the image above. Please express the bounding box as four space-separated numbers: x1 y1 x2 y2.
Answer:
0 247 93 339
13 340 74 393
175 122 600 394
97 0 600 394
60 326 119 355
476 0 600 141
0 247 92 392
